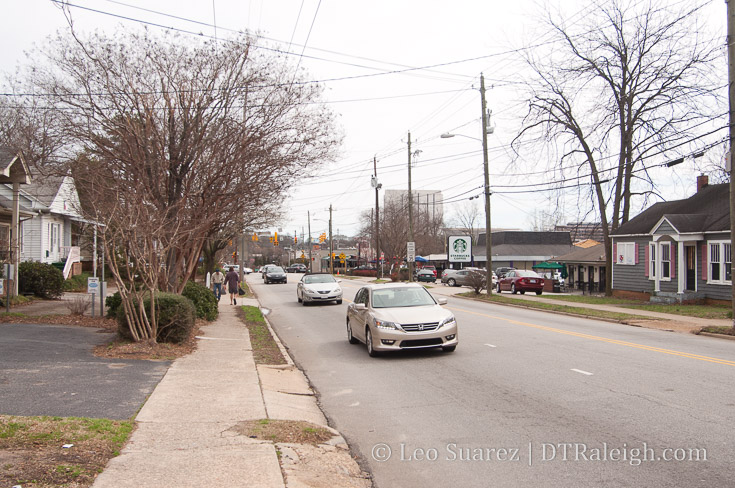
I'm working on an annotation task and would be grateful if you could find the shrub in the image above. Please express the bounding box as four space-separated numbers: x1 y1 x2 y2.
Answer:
19 261 64 298
350 269 377 277
66 295 91 315
182 281 218 321
117 292 196 344
465 269 488 294
106 291 122 318
389 268 409 282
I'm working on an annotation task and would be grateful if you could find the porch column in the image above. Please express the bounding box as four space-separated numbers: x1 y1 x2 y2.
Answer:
654 242 661 293
677 240 685 295
12 182 19 296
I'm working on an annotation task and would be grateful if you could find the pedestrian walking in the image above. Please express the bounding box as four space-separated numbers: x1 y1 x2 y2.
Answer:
211 268 225 302
225 266 240 305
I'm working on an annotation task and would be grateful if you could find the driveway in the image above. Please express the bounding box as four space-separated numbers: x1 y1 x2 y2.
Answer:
0 323 170 419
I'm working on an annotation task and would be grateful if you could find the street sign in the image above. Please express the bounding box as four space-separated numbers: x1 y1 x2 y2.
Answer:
87 277 100 294
407 241 416 262
448 236 472 263
339 253 346 260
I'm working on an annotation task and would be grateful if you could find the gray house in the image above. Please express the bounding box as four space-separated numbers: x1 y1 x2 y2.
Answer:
477 231 573 272
611 176 729 303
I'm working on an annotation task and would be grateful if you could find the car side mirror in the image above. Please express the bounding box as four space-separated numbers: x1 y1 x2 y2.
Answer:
353 303 367 310
337 279 342 283
437 297 448 305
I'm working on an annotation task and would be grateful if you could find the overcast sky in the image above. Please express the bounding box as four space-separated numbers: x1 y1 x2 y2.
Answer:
1 0 727 239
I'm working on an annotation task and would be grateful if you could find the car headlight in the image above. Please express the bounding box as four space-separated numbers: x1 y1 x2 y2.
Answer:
374 319 398 330
438 315 456 329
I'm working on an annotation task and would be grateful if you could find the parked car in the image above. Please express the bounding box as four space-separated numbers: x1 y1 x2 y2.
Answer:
286 263 307 273
297 273 343 305
243 267 253 274
222 264 239 273
416 269 437 283
264 266 287 284
441 268 482 287
418 265 437 277
496 269 544 295
495 267 515 278
346 283 458 357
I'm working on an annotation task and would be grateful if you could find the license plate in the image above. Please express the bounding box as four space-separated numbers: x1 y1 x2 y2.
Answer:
529 279 537 283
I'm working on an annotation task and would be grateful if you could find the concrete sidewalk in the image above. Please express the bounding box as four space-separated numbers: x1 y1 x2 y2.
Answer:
92 296 369 488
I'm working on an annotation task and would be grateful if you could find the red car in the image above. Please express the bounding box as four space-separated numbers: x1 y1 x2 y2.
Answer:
497 269 544 295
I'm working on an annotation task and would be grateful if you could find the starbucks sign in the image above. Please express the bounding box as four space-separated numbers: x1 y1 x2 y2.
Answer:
448 236 472 263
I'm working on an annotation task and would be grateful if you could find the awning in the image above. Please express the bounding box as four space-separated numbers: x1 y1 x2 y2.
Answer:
415 256 428 263
532 261 565 269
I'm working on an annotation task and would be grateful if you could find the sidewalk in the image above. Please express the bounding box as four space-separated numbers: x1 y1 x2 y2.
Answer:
92 296 369 488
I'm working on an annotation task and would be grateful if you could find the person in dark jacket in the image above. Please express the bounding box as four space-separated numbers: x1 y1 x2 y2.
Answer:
225 267 240 305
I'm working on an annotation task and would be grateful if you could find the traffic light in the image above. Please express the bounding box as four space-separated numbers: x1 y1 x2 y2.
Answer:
294 236 298 243
232 251 236 259
252 233 259 242
274 232 279 246
319 232 326 243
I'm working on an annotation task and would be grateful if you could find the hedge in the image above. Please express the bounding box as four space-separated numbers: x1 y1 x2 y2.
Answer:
182 281 218 321
19 261 64 298
117 292 196 344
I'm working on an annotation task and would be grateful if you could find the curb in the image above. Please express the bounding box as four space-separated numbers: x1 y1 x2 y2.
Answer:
697 331 735 341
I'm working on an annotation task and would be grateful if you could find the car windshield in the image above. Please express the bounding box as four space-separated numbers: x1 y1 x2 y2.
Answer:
371 287 436 308
304 274 336 284
269 267 284 273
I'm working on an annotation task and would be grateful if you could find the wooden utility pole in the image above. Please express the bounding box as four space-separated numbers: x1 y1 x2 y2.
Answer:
329 204 334 275
407 132 414 282
308 211 313 272
728 0 735 329
480 73 493 295
373 156 381 278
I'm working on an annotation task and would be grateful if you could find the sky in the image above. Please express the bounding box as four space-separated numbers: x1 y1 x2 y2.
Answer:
0 0 728 240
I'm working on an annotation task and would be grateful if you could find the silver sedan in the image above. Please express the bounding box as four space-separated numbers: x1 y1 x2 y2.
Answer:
346 283 458 357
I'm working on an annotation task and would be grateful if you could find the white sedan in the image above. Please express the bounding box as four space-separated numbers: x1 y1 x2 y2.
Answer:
297 273 343 305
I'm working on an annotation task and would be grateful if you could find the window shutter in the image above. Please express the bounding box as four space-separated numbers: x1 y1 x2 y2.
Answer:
644 245 649 277
671 245 676 279
702 244 707 281
613 243 617 264
635 243 639 264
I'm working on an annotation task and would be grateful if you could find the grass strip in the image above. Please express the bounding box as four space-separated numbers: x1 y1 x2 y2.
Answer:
536 295 732 320
239 305 286 365
458 292 654 322
0 415 133 487
701 326 735 336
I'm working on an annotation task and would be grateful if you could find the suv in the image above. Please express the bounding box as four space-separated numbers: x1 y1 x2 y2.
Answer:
286 263 307 273
495 267 515 278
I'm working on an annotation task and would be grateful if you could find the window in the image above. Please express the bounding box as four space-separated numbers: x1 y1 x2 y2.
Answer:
616 242 636 265
649 243 656 278
661 243 671 279
708 241 732 284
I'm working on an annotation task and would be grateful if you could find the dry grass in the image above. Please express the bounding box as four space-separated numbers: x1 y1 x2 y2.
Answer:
228 419 333 445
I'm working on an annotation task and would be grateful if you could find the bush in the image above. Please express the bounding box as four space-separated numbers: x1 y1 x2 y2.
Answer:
106 291 122 318
117 292 196 344
182 281 218 321
350 269 377 277
389 268 409 282
19 261 64 299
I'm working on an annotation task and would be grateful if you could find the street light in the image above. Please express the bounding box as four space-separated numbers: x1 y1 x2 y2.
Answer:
440 73 494 295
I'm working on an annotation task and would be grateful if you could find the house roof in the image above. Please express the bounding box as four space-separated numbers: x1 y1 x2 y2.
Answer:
23 174 66 207
556 243 606 264
478 231 572 247
0 146 32 185
612 183 729 236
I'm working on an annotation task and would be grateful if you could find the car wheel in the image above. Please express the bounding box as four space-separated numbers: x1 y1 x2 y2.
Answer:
448 278 456 287
496 283 501 293
297 294 302 303
366 328 379 357
347 320 358 344
336 299 343 305
442 345 456 352
536 290 543 295
302 299 308 306
511 283 517 294
520 290 525 295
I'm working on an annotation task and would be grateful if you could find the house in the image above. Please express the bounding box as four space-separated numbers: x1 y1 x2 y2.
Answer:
556 242 606 293
0 173 87 273
0 147 32 294
476 231 573 272
611 176 729 304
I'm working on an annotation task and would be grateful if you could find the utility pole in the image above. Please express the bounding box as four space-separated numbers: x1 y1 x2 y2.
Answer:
373 156 381 279
407 131 415 282
480 73 493 295
329 204 334 275
728 0 735 329
308 211 313 272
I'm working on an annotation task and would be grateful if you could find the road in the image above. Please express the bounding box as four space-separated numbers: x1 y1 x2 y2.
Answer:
248 273 735 488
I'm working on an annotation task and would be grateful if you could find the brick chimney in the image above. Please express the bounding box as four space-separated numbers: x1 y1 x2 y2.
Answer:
697 174 708 192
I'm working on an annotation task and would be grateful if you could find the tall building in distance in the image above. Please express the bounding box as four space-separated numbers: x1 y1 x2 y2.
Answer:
383 189 444 222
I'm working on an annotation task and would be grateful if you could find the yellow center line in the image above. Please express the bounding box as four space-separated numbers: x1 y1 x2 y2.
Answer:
448 306 735 368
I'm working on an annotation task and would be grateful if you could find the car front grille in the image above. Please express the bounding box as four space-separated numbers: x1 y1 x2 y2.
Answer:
400 338 443 348
401 322 439 332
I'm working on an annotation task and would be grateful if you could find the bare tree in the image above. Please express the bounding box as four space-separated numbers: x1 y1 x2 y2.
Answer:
450 200 481 244
15 28 339 341
515 0 722 295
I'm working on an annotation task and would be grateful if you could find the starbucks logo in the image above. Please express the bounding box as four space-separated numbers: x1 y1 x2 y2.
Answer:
453 239 467 253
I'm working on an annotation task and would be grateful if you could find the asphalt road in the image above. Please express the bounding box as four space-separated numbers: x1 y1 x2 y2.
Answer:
249 274 735 488
0 323 170 419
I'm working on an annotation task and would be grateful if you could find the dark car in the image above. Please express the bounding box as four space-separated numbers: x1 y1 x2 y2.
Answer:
286 264 307 273
416 269 437 283
497 269 544 295
495 267 516 278
264 266 287 284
